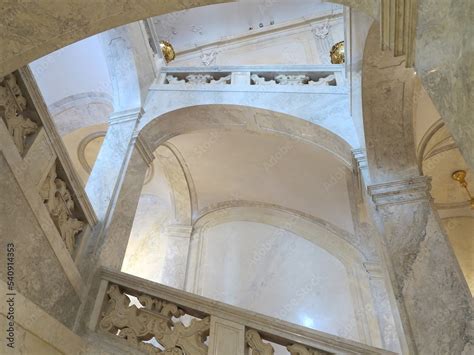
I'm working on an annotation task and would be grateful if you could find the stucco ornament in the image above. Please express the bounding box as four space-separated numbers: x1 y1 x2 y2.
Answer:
0 74 38 155
200 50 217 66
40 162 84 253
100 284 210 354
311 21 330 39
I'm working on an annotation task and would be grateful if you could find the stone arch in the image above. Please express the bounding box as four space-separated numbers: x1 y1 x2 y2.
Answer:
140 104 354 166
187 204 383 346
98 104 355 271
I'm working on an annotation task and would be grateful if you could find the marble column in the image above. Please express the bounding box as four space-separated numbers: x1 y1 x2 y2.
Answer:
85 108 142 222
368 176 472 354
96 133 154 270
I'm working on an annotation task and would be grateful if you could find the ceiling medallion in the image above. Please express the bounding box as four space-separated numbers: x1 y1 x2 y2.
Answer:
159 40 176 63
330 41 345 64
451 170 474 209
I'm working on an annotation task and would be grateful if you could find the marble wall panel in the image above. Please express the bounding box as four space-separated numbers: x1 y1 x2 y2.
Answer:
0 154 81 329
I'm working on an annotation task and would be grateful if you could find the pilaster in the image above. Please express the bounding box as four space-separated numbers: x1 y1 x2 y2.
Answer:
85 107 143 222
367 175 471 354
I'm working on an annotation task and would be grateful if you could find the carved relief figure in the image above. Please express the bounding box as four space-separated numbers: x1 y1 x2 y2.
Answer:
40 163 85 254
0 74 38 155
100 285 210 355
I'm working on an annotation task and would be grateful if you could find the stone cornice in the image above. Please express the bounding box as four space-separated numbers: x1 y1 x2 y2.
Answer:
368 176 432 208
352 148 368 170
134 133 155 166
109 107 144 125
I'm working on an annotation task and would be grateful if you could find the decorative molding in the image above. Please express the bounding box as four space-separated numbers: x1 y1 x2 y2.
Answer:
363 262 384 280
108 107 144 126
175 11 343 58
352 148 368 170
161 141 199 220
352 148 368 202
47 91 113 116
368 176 432 208
77 131 107 173
134 133 155 166
163 224 193 238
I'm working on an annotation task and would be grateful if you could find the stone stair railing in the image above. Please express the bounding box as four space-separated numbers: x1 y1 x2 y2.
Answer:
89 268 395 355
154 65 346 93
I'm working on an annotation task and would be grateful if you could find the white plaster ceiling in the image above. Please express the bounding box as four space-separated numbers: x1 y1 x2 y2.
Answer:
30 35 112 106
151 1 342 51
169 129 354 233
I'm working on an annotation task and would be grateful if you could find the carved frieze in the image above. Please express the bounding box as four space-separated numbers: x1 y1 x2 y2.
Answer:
251 73 336 86
99 284 210 354
0 73 39 155
166 73 231 85
40 162 85 254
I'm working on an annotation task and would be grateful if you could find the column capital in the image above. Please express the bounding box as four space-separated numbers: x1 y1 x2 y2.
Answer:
134 132 155 166
109 107 144 125
368 176 431 208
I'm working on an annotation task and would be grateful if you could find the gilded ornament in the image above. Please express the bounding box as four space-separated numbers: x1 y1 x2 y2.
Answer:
160 40 176 63
330 41 345 64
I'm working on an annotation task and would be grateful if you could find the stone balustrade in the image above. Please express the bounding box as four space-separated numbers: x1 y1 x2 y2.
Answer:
155 65 346 93
91 268 395 355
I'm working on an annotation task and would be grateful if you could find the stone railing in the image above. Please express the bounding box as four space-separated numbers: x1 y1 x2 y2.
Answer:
154 65 346 93
90 268 395 355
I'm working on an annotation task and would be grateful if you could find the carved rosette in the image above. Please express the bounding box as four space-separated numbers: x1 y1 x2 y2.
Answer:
99 285 210 354
0 72 39 155
40 162 85 254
